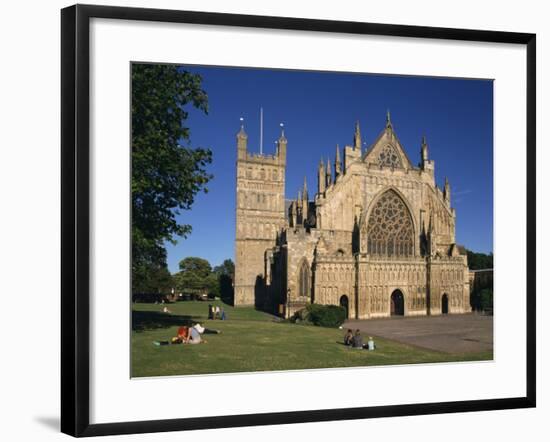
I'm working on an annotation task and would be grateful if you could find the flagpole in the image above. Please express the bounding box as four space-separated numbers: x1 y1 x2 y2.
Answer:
260 106 263 155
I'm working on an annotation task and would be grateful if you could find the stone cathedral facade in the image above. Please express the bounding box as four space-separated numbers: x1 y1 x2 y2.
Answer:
234 113 471 319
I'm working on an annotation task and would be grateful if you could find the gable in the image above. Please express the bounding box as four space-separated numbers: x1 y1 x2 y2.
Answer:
363 126 415 170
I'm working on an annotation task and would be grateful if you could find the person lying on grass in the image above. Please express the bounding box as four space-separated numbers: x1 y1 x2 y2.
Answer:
153 323 218 346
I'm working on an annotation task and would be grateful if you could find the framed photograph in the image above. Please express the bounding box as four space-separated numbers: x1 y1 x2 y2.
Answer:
61 4 536 437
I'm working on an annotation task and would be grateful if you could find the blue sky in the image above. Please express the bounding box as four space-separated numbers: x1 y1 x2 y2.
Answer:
165 65 493 273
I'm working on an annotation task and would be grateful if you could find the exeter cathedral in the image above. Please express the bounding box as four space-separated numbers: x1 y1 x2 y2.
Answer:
234 112 471 319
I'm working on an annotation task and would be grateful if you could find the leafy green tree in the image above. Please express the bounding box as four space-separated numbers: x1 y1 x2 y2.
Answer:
206 273 221 298
466 249 493 270
131 64 212 293
213 259 235 303
136 266 173 295
213 259 235 278
174 257 213 294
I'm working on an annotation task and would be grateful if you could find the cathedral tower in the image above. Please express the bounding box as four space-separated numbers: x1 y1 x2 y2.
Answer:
234 122 287 305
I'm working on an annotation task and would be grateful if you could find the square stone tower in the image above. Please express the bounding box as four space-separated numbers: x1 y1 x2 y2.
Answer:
234 123 287 305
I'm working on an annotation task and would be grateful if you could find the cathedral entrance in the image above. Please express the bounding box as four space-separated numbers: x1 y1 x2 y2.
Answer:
339 295 349 319
442 294 449 314
390 290 405 316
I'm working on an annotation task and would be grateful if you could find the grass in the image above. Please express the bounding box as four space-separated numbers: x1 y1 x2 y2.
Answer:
131 301 492 378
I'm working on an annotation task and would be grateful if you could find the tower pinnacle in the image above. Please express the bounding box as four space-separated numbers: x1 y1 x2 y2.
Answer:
279 122 285 139
335 144 342 176
318 157 326 194
237 117 248 160
276 122 287 165
354 120 362 150
237 117 247 138
420 135 433 174
444 177 451 205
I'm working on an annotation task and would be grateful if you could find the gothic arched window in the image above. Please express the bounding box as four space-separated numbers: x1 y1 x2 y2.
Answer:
298 260 310 298
367 190 414 256
378 144 403 169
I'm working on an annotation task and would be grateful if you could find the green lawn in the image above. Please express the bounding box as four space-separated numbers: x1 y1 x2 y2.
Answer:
131 301 492 377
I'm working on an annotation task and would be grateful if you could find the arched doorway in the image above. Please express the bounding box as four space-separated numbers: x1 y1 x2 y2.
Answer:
442 294 449 314
340 295 349 319
390 290 405 316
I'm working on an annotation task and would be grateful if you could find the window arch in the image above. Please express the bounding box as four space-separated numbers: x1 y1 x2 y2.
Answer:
298 259 310 298
366 189 414 256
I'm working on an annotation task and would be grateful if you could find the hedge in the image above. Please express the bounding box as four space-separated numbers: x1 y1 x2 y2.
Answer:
293 304 347 328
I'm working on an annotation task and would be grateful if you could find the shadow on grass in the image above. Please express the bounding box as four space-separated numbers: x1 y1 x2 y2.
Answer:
132 310 200 332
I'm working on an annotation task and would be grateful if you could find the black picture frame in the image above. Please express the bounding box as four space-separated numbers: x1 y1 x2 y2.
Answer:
61 4 536 437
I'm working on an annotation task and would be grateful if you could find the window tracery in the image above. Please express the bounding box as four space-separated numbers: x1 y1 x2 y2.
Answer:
367 190 414 256
378 144 403 169
298 260 310 298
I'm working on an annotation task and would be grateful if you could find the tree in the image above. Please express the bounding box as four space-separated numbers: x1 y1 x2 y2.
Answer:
131 64 212 293
213 259 235 278
479 288 493 312
213 259 235 304
136 266 173 295
205 273 221 298
466 249 493 270
174 257 213 294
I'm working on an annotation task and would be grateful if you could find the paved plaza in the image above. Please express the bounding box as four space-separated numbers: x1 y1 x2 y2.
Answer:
344 313 493 354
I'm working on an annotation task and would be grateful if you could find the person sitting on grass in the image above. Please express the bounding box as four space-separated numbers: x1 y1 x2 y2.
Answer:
169 326 189 344
367 336 376 351
351 329 364 349
162 306 172 314
344 329 354 346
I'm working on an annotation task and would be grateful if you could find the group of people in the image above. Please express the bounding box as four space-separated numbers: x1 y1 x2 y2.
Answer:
344 329 376 351
153 323 208 346
208 304 226 320
153 303 227 348
171 323 206 345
